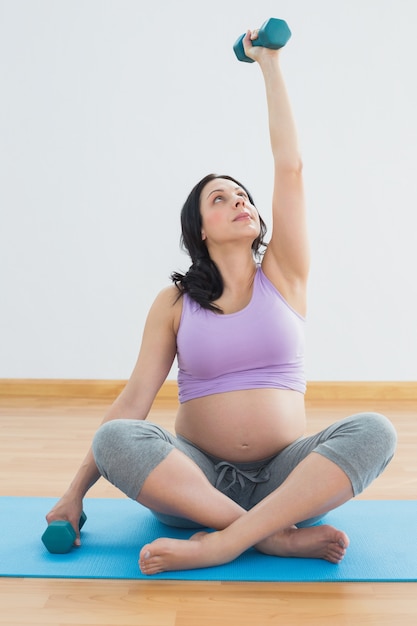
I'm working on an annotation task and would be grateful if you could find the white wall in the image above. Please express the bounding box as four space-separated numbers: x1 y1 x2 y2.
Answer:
1 0 416 381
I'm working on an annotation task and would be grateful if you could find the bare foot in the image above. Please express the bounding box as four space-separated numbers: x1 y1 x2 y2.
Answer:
256 524 349 564
138 525 349 576
139 531 233 576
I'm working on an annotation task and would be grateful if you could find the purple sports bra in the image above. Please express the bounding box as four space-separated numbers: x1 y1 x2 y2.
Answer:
176 266 306 403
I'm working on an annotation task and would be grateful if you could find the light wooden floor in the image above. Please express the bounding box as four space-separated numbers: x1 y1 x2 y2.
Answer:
0 396 416 625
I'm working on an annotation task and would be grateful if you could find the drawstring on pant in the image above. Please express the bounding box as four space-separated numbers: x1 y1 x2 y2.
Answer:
214 460 271 493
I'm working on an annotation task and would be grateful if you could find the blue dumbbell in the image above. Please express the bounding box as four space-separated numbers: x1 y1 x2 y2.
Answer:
233 18 291 63
41 511 87 554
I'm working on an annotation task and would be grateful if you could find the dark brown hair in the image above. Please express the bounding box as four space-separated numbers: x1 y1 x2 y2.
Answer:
171 174 267 312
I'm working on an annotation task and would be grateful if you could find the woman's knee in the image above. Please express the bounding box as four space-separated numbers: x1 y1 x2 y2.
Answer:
353 412 397 461
92 419 174 499
352 412 397 492
316 412 397 496
92 419 134 482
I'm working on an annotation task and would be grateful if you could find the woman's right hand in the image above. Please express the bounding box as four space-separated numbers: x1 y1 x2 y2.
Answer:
45 492 84 546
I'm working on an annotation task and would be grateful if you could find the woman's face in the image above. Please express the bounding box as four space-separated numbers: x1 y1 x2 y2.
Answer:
199 178 260 249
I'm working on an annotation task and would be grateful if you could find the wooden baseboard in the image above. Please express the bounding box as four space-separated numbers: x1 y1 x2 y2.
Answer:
305 381 417 402
0 379 416 402
0 379 179 406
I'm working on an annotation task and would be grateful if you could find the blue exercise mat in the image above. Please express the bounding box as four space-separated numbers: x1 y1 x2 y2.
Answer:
0 497 416 581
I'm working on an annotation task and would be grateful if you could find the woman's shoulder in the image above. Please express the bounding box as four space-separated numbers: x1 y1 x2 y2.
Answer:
150 284 183 334
154 283 182 302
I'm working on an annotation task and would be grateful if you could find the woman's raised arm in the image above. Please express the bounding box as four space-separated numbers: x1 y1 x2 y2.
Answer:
243 30 309 315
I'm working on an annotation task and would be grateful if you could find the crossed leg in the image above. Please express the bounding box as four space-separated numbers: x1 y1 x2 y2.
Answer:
137 449 352 575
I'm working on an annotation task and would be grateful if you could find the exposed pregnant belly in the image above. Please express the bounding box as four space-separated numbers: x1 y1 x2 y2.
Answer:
175 388 306 463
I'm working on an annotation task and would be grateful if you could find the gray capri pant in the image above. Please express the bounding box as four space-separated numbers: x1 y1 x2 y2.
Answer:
92 412 397 528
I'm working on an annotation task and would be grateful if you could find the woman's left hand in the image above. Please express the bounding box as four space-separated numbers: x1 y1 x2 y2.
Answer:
242 30 281 64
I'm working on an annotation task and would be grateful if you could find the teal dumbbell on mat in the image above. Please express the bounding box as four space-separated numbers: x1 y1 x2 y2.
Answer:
41 511 87 554
233 18 291 63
